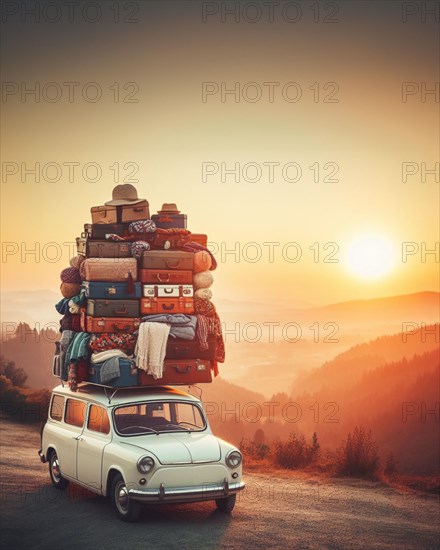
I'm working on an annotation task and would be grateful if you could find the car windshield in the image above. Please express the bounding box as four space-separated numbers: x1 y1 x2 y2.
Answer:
113 400 206 435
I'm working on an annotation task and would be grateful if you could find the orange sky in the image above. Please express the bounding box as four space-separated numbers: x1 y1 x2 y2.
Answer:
1 1 439 305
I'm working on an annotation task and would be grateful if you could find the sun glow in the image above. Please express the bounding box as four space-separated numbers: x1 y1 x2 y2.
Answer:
345 234 395 280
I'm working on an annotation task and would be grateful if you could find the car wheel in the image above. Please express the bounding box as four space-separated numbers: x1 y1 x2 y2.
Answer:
111 473 141 522
215 493 236 513
48 450 69 490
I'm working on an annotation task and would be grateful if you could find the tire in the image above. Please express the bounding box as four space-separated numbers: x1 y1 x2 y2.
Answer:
111 473 141 522
48 450 69 490
215 493 236 513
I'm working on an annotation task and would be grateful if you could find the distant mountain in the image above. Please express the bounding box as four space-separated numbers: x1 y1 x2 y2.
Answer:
290 349 440 475
1 289 438 398
302 291 439 327
291 323 440 395
1 289 60 328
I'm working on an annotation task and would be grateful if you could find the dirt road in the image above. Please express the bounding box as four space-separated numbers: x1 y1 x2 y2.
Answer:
1 421 438 549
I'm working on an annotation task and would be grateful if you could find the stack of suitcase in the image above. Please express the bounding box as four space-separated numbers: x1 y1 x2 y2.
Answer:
54 190 221 390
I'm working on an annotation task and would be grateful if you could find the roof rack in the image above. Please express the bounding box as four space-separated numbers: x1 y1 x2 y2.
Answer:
73 382 202 404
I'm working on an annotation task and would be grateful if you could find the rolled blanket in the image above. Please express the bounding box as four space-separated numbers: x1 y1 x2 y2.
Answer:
179 242 217 270
194 288 212 301
193 271 214 290
55 298 70 315
60 266 82 284
60 282 81 299
129 219 156 234
69 300 81 314
131 241 150 259
70 255 85 269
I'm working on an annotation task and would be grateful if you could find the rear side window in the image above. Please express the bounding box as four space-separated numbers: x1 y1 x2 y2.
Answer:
50 395 64 421
88 404 110 435
65 399 86 428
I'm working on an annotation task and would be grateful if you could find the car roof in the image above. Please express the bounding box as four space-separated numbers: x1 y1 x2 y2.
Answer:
51 384 201 407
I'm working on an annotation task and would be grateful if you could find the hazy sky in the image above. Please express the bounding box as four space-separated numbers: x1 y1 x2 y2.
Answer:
1 0 439 305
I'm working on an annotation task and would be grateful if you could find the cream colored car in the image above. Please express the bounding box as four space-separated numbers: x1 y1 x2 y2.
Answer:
39 384 244 521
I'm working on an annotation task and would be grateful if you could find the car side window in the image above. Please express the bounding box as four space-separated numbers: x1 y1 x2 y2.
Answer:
65 399 86 428
88 404 110 435
50 394 65 421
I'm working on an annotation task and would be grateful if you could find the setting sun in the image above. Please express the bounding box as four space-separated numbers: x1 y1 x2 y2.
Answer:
345 234 395 280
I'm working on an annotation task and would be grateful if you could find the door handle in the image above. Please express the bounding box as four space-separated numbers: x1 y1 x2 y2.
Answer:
73 436 84 441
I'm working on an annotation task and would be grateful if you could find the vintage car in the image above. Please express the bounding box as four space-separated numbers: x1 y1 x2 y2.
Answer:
39 384 244 521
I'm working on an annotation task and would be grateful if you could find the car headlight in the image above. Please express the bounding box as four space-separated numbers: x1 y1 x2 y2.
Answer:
226 450 242 469
137 456 155 474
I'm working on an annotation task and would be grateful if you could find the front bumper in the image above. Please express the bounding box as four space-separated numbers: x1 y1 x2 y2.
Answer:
128 478 245 503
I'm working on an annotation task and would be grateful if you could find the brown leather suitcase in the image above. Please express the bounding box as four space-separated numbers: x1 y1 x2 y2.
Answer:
119 201 150 223
86 299 140 318
91 205 118 224
81 258 137 282
140 297 194 315
82 315 140 333
165 335 216 360
140 269 193 284
141 251 194 271
87 240 132 258
82 223 131 239
91 201 149 224
138 359 212 386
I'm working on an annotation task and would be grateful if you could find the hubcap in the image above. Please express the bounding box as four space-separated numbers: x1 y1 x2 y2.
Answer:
116 481 129 513
51 456 61 482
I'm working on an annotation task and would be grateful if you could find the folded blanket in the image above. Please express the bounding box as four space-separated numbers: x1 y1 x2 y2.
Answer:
99 356 121 384
66 332 91 364
141 314 197 340
91 349 129 363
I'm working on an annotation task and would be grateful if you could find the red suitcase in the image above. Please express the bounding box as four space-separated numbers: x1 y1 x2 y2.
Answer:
165 335 216 360
76 238 132 258
141 251 194 271
140 297 194 315
82 314 140 333
140 269 193 284
151 213 187 229
138 359 212 386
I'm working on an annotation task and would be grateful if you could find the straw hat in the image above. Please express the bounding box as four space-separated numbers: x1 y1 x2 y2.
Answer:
105 184 145 206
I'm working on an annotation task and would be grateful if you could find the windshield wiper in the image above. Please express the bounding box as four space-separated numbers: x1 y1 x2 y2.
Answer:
119 425 159 435
163 423 192 433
